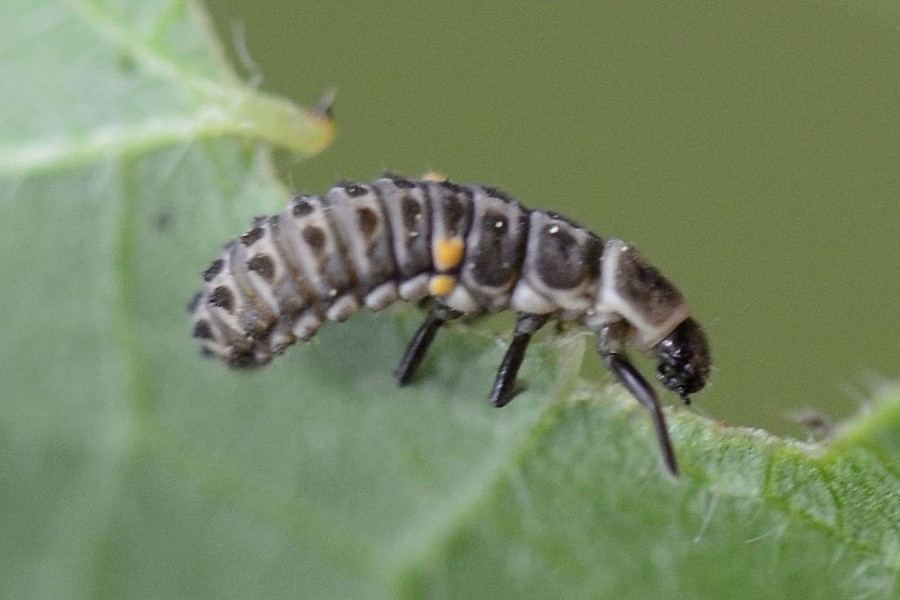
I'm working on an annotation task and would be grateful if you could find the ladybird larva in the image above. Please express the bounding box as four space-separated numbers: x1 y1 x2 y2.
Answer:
189 174 711 475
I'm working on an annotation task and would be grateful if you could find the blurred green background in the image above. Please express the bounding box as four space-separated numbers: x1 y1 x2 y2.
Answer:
206 0 900 436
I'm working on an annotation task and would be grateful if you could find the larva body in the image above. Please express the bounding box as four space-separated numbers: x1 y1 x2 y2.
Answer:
189 174 710 475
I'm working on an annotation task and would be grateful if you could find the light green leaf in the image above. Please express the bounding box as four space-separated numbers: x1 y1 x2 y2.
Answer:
1 1 897 599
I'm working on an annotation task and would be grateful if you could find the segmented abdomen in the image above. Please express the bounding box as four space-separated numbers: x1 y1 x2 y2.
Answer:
189 174 604 368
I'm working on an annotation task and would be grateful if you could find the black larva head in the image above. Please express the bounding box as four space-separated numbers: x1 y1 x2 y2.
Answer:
654 318 710 403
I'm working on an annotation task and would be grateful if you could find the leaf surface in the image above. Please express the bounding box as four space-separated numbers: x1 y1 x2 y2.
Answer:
1 1 897 599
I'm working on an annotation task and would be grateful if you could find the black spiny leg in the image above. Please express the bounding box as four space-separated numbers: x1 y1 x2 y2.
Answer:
395 305 462 385
598 322 679 477
490 313 549 408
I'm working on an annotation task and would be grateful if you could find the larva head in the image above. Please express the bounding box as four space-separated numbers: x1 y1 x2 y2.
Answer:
653 318 710 403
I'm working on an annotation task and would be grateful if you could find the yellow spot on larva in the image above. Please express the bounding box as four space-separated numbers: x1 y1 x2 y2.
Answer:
429 275 456 297
421 171 448 182
433 237 465 271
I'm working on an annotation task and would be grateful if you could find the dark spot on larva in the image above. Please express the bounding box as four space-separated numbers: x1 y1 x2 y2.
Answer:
186 292 202 313
247 254 276 281
483 210 508 236
637 263 676 301
615 247 684 324
199 347 215 359
341 182 368 197
241 226 265 246
483 186 513 203
208 285 235 312
303 225 327 255
202 259 224 282
535 222 585 289
629 261 668 295
292 198 313 217
192 320 213 340
467 208 525 288
585 234 604 277
401 195 421 230
268 215 280 230
252 215 267 226
357 207 379 238
442 194 468 236
386 173 415 188
439 180 465 194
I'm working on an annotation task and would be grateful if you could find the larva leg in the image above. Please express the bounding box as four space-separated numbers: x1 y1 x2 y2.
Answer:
597 321 679 477
490 313 550 408
395 304 462 385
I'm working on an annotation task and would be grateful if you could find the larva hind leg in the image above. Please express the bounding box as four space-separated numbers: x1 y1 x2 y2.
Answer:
490 313 550 408
395 304 462 385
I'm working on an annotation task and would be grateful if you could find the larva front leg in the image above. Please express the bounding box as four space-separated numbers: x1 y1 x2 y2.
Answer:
597 320 679 476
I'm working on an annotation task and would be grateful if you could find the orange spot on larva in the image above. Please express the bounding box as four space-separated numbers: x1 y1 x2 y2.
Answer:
433 237 465 271
429 275 456 297
421 171 448 182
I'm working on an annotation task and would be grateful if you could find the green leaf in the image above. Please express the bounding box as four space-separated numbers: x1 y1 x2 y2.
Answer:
2 1 898 599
